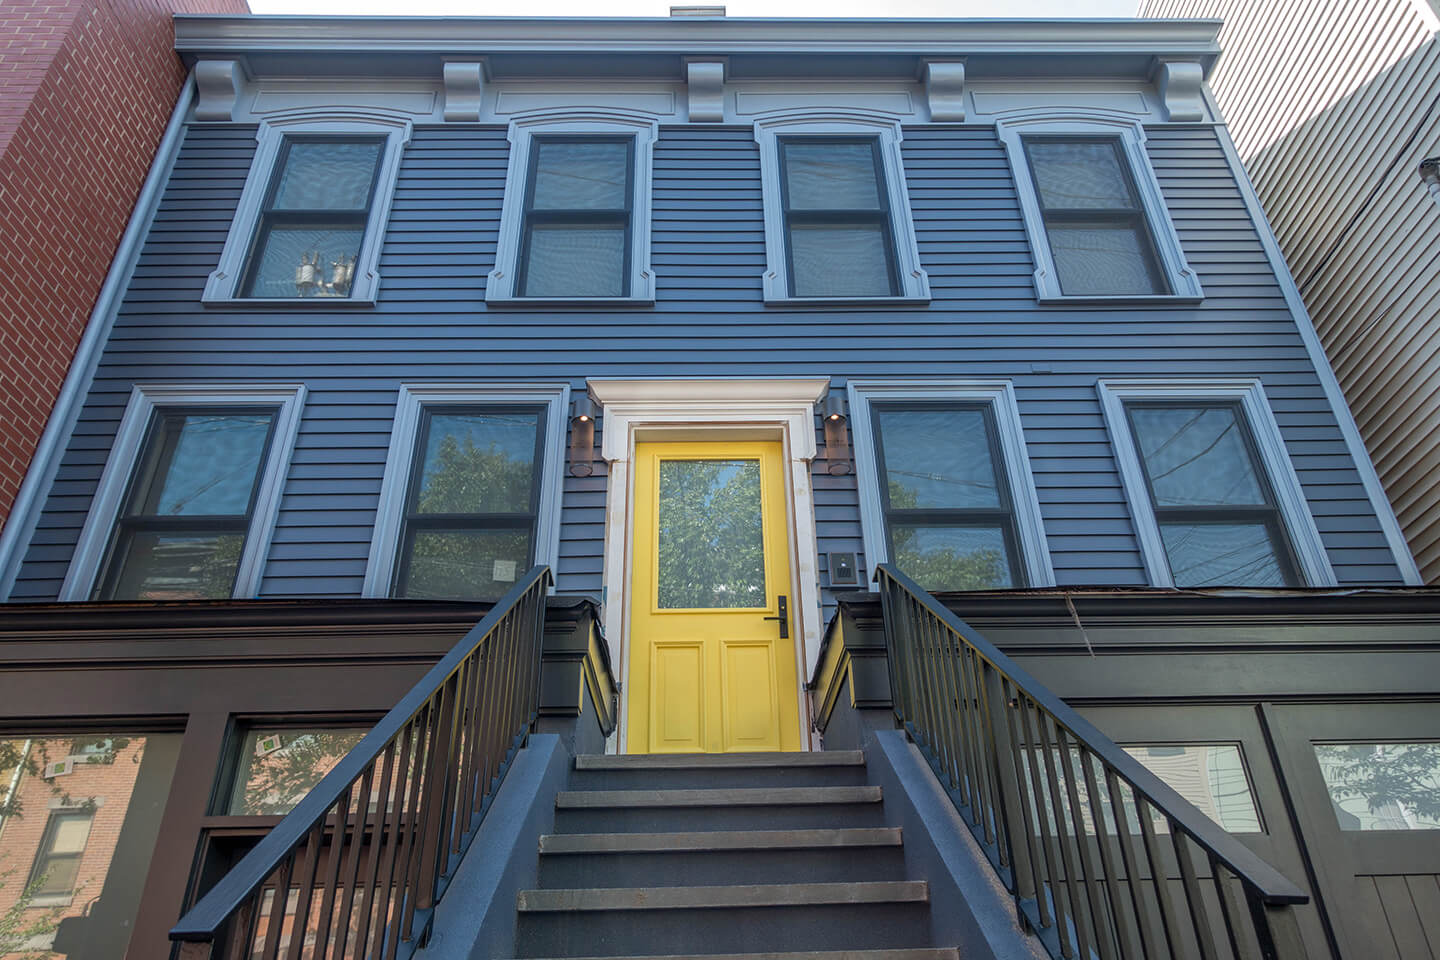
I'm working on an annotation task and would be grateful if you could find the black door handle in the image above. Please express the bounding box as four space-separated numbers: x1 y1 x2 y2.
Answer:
762 595 789 639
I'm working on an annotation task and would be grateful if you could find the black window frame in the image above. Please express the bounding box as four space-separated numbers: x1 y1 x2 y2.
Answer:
1021 134 1170 297
516 135 635 299
870 400 1025 590
238 134 386 299
27 809 94 899
93 408 279 601
391 404 548 599
777 136 900 298
1124 399 1301 587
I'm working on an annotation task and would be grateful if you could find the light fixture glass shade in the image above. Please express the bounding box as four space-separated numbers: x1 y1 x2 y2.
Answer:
570 394 597 477
820 394 851 475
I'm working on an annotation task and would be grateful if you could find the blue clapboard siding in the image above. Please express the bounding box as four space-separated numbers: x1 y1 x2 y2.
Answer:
9 121 1404 599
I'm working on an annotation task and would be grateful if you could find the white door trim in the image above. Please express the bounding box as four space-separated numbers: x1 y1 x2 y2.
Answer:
588 378 829 753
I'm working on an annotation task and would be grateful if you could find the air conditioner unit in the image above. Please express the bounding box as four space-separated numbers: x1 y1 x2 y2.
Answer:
43 758 75 779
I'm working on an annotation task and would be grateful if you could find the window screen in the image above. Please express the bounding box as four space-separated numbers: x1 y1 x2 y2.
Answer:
1024 137 1168 296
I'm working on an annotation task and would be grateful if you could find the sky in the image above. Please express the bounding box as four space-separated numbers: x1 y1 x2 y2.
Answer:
246 0 1138 19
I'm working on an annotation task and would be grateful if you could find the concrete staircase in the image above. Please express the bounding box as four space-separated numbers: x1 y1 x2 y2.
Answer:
511 751 960 960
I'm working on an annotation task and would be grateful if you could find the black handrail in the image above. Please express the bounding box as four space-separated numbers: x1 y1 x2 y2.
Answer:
876 563 1308 960
171 565 552 960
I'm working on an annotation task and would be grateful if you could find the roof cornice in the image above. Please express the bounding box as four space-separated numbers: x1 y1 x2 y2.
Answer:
173 15 1222 63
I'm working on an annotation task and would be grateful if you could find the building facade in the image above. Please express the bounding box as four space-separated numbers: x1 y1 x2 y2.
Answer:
0 12 1436 960
1140 0 1440 582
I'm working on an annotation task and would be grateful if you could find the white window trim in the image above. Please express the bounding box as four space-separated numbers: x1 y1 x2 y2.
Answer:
202 111 412 306
486 111 658 305
362 382 571 598
754 112 930 305
997 115 1204 304
847 379 1054 590
59 383 307 601
1097 378 1337 588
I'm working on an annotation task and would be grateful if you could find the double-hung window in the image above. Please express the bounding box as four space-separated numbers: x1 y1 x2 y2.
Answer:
61 385 306 602
849 381 1053 592
203 116 410 304
487 114 657 304
998 117 1203 302
778 138 898 298
28 810 93 900
755 116 929 303
1099 380 1336 588
365 385 569 600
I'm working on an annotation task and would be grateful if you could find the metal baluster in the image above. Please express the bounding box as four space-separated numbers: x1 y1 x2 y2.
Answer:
1036 711 1091 960
997 674 1045 914
1135 794 1188 960
353 741 397 958
378 717 424 960
416 675 461 915
446 657 474 861
1081 749 1141 960
398 700 438 947
334 765 375 957
312 782 355 959
1172 828 1220 960
258 855 292 960
878 578 910 727
1018 694 1067 950
1213 863 1261 960
951 639 984 820
914 605 946 767
455 651 482 838
1056 726 1117 960
285 822 324 960
969 649 1004 849
1105 768 1163 960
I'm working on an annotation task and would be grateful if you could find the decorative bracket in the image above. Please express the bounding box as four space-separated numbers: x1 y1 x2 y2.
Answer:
194 60 242 122
443 61 487 123
1156 59 1205 122
924 59 966 122
686 59 726 123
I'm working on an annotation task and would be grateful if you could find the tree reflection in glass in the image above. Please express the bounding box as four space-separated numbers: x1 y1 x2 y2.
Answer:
657 460 765 608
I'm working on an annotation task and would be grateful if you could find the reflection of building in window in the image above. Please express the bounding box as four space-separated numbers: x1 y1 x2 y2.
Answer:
1314 742 1440 831
0 734 180 959
228 728 368 816
1123 744 1262 833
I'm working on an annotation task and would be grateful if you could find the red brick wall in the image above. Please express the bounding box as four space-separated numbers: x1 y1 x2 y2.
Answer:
0 0 247 531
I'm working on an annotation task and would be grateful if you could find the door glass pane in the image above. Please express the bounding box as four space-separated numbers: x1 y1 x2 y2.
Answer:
1159 522 1286 587
877 407 1000 509
1123 744 1262 833
657 460 765 609
532 140 629 210
108 531 245 600
889 524 1013 591
788 223 893 297
1314 742 1440 831
1047 219 1165 296
415 411 539 515
522 225 626 297
1129 406 1267 506
144 414 272 517
1027 139 1135 209
401 528 532 601
245 224 366 299
227 728 369 815
0 733 182 958
783 141 883 210
272 140 381 210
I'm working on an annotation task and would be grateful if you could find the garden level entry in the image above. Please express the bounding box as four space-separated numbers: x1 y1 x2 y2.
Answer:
627 440 802 753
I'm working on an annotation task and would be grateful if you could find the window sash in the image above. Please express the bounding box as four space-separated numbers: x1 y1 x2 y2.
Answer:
1124 400 1301 586
1022 135 1170 297
28 811 92 897
778 137 899 298
239 136 385 299
517 137 634 298
871 401 1025 588
392 405 547 598
94 409 277 600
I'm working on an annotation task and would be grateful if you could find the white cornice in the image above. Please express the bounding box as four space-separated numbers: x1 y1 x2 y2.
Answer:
174 16 1221 68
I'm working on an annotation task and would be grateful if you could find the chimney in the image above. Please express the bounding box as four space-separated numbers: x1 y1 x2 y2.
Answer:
670 5 726 15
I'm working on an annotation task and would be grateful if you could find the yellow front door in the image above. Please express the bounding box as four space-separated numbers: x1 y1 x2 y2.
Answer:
627 440 802 754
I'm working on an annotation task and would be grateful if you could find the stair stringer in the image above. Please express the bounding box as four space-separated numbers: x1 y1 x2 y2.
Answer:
867 730 1051 960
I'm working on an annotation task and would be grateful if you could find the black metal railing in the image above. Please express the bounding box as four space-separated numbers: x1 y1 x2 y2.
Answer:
875 564 1308 960
171 566 553 960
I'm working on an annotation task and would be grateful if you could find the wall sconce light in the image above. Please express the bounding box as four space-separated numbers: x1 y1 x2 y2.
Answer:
1421 159 1440 209
570 394 597 478
820 393 851 476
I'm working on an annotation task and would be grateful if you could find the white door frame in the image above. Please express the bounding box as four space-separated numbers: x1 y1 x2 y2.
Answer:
589 378 829 753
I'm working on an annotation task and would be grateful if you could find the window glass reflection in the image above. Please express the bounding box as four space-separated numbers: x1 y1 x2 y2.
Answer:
227 728 369 816
1314 742 1440 831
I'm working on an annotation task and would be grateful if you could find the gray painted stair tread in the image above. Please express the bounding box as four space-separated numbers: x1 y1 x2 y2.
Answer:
556 787 881 808
510 950 960 959
574 752 865 770
540 827 902 854
517 881 928 912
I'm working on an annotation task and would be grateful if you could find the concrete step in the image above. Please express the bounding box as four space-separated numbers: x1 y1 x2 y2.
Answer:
513 952 959 960
552 787 885 833
570 753 868 790
517 881 928 913
537 829 907 888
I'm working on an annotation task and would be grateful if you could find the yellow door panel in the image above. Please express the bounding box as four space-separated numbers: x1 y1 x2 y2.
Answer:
652 642 705 752
627 440 801 754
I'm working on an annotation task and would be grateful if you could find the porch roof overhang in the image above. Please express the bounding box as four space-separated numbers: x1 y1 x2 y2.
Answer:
173 15 1223 83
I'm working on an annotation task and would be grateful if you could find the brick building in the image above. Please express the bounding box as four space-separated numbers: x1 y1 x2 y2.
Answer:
0 0 247 531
